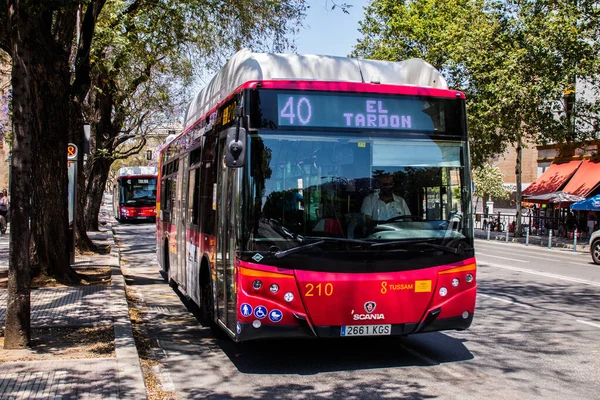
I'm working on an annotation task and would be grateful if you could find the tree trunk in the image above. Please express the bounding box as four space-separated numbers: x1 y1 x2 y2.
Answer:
25 11 79 284
4 1 34 349
515 137 523 237
85 157 112 231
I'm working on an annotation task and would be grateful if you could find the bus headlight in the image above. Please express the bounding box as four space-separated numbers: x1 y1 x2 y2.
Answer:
252 280 262 290
439 287 448 297
465 273 474 283
451 278 460 287
270 284 279 294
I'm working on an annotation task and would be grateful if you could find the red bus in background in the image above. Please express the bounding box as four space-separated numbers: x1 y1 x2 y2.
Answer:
156 50 477 342
113 166 158 222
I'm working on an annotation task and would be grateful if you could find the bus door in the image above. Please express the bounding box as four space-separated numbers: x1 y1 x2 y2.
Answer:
215 138 238 332
176 155 189 291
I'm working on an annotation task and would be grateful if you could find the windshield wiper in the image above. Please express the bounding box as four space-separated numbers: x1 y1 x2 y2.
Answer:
415 242 474 255
370 238 437 247
371 239 471 255
274 240 325 258
274 237 375 259
303 237 375 245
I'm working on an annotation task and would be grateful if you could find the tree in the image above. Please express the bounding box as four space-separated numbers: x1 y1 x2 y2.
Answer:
472 164 511 212
79 0 308 236
352 0 600 236
0 0 82 348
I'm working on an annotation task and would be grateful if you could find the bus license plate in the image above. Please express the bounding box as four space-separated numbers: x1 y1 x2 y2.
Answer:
341 324 391 337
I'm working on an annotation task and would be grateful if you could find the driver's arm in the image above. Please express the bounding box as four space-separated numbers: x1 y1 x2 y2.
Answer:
361 194 374 225
398 196 412 216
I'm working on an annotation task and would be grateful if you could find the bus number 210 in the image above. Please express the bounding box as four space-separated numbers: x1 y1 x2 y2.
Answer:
305 283 334 297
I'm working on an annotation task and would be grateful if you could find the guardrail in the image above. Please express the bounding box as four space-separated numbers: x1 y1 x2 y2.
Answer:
474 212 592 239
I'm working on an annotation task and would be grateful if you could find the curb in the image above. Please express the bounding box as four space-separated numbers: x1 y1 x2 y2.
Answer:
104 221 148 399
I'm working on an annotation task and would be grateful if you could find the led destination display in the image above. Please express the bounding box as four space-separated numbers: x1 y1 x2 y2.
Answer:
277 93 445 131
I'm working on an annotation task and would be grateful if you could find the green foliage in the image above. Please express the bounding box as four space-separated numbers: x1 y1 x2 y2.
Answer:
352 0 600 166
88 0 308 162
473 164 510 201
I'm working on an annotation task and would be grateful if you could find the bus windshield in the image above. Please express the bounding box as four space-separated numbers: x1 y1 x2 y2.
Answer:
119 177 157 207
243 132 473 269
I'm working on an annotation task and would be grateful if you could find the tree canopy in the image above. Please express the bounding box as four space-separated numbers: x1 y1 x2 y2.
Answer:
352 0 600 167
473 163 511 203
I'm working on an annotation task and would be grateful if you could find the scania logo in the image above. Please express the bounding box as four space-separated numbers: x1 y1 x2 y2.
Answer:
364 301 376 313
353 313 385 321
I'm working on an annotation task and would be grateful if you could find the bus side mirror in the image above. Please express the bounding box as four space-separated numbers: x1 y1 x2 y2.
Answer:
225 126 247 168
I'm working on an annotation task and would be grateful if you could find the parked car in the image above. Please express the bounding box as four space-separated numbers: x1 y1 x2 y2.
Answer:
590 230 600 264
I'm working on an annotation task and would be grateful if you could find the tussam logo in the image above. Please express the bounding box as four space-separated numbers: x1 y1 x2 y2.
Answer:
352 301 385 320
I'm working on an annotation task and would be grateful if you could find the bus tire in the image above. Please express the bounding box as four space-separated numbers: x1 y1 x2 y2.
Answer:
200 260 226 338
162 240 170 282
199 261 212 326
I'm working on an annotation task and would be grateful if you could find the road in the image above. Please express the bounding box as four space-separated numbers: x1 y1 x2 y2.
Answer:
114 222 600 400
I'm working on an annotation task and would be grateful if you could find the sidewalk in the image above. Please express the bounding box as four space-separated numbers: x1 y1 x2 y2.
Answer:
0 198 147 399
474 227 591 252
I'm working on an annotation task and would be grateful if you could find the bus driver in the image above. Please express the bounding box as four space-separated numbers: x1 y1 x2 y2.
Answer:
361 174 412 225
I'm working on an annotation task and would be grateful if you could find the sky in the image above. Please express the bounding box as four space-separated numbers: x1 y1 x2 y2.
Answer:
294 0 369 57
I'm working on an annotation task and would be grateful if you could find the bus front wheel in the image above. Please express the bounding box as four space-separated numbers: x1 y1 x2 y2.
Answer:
162 240 170 282
199 262 213 326
200 261 226 338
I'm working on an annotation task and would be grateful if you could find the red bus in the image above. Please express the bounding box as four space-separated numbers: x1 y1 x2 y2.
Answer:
113 166 158 222
156 50 476 341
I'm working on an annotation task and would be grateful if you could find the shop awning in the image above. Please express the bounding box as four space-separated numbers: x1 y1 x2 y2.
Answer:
523 160 582 197
562 160 600 197
525 191 585 205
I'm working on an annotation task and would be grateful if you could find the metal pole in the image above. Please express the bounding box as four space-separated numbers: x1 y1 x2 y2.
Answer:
525 226 529 246
487 223 491 240
505 227 509 243
573 227 577 252
548 229 552 250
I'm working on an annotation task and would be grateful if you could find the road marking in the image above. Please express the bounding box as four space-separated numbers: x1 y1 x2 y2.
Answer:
476 253 529 263
482 262 600 287
576 320 600 329
476 241 591 262
478 293 531 308
477 249 592 267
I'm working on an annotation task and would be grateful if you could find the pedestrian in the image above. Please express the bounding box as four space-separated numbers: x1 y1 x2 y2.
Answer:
588 213 596 235
0 189 9 223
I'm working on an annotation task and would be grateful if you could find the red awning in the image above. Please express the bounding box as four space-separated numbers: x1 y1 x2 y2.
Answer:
523 160 582 197
562 160 600 197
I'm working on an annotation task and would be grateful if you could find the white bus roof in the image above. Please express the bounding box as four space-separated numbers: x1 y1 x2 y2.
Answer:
184 49 448 129
118 166 158 177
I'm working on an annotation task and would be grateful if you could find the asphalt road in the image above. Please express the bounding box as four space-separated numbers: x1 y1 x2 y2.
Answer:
114 222 600 400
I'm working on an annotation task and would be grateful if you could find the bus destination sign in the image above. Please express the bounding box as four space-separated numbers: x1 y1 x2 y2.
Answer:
277 94 439 131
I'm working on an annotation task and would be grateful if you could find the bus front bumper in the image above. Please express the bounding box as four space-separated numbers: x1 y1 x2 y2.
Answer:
235 313 474 342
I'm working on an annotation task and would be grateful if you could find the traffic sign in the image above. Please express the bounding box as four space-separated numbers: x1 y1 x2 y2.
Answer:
67 143 78 160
